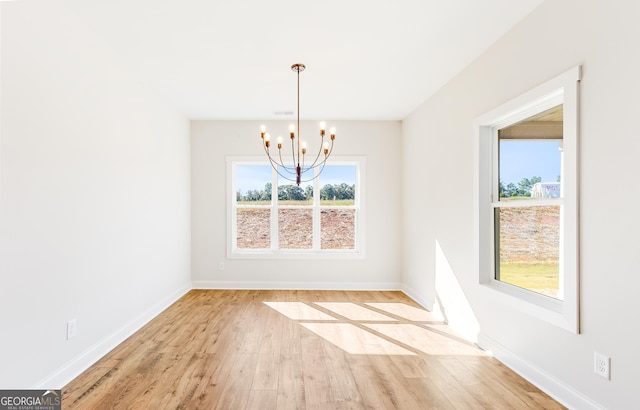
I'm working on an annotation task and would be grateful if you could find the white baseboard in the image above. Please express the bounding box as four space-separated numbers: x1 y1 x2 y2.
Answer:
33 282 192 389
477 333 604 410
192 280 403 291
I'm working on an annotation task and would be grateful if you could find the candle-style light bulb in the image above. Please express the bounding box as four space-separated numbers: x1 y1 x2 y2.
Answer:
264 133 271 148
330 127 336 140
289 124 295 139
260 124 266 138
301 141 307 155
277 136 283 149
323 142 329 155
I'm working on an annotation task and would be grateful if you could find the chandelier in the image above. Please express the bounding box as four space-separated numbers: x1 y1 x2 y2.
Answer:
260 63 335 186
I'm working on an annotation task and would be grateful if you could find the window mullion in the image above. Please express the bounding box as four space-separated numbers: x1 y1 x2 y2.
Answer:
492 128 501 203
312 166 321 250
231 163 238 252
492 198 564 209
271 168 279 251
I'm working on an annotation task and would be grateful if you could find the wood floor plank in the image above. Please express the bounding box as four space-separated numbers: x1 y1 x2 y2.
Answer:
277 353 306 409
62 290 565 409
61 365 120 408
457 356 563 410
300 325 333 407
246 390 278 410
321 336 366 407
280 316 302 356
369 355 454 410
214 352 258 410
343 360 396 409
251 303 283 391
421 359 485 409
182 353 228 408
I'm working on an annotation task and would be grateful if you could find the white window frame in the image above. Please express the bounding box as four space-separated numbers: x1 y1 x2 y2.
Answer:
227 156 366 260
474 66 581 333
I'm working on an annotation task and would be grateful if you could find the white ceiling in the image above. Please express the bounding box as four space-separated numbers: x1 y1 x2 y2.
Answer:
61 0 543 120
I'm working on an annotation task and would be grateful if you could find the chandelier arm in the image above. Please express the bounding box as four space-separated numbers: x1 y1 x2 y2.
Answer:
307 138 334 172
272 163 299 184
264 143 299 175
299 146 332 182
263 144 286 168
262 144 277 165
264 145 299 175
265 151 284 170
266 154 300 184
298 137 334 178
278 149 297 175
309 153 330 172
290 137 297 170
297 160 327 184
267 137 334 178
305 136 327 170
325 139 335 158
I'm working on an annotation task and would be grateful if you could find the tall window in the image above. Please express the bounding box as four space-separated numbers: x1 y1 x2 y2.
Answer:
495 105 563 299
475 66 581 332
228 157 364 258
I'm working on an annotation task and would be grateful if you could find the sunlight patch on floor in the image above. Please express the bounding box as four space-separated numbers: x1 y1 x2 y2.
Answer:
263 302 337 321
314 302 397 321
363 324 487 356
301 323 416 355
365 302 443 321
264 300 479 357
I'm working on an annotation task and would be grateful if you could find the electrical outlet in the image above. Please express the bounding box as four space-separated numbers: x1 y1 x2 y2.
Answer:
594 352 610 380
219 262 225 271
67 319 77 340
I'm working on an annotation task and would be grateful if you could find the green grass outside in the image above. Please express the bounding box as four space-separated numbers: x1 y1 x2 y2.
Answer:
499 196 532 201
499 261 559 297
237 200 272 206
320 199 355 206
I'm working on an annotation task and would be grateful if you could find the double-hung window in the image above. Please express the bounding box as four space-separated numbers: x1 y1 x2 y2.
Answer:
227 157 365 258
494 107 564 299
475 66 581 332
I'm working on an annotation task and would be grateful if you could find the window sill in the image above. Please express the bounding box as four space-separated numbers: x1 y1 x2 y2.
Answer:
479 279 577 333
227 249 365 260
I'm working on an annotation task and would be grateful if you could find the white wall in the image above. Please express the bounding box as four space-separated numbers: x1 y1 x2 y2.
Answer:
402 0 640 408
0 1 191 388
192 120 402 289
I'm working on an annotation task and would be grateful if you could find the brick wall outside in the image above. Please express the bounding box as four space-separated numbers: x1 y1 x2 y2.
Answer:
498 206 560 262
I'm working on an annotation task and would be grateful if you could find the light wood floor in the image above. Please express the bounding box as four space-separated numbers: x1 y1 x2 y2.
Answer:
62 290 564 409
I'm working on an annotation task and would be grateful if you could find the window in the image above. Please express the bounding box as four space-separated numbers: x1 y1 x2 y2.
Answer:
475 66 581 332
227 157 365 258
495 107 563 299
